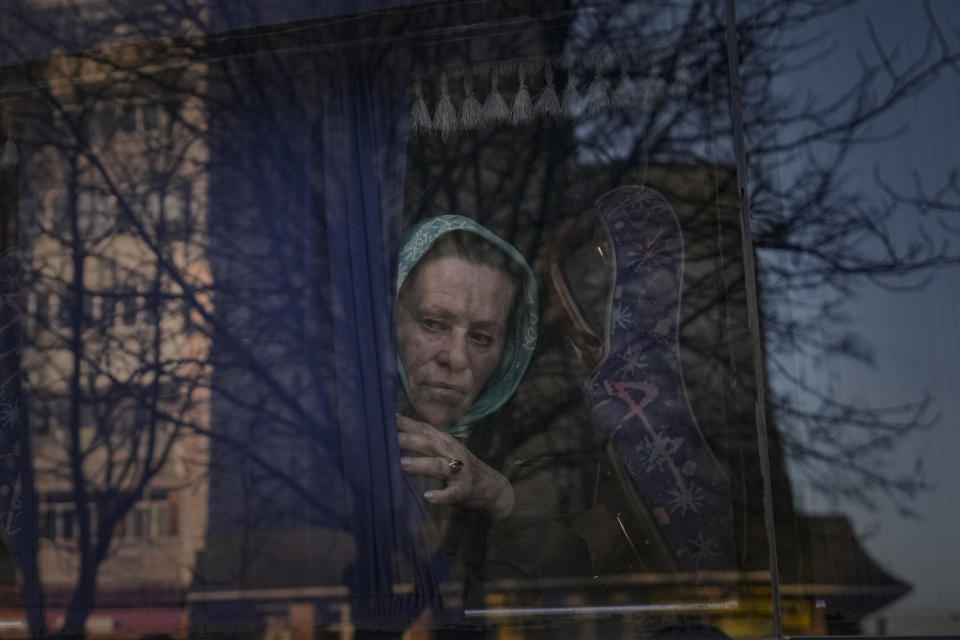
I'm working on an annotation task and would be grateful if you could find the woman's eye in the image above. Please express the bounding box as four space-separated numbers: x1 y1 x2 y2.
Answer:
470 333 493 347
421 318 446 332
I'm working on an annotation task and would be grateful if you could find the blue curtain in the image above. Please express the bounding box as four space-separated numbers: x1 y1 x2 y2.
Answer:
320 55 452 625
196 42 452 629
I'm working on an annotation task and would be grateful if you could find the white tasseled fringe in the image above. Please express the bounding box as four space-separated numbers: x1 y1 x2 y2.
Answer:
407 48 688 135
409 77 432 135
460 73 484 129
482 68 510 124
582 71 611 114
535 62 561 116
561 71 582 118
433 72 458 140
511 67 534 125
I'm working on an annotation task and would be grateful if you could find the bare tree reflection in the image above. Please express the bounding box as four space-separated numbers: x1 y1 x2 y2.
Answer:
0 0 958 636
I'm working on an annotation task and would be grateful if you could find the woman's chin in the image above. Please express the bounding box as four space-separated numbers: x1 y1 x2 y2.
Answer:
413 403 461 431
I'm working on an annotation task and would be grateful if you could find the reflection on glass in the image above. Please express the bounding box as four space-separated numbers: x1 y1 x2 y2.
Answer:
5 0 953 637
0 0 767 637
744 0 960 635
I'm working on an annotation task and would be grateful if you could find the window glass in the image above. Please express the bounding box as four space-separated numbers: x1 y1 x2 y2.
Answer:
739 0 960 636
0 0 860 638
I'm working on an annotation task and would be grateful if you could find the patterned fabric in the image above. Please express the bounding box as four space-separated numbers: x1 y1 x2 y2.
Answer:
397 215 539 440
580 186 736 573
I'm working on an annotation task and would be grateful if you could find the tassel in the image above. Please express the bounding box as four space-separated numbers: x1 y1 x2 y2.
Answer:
409 77 432 135
613 62 641 109
561 71 582 118
482 68 510 125
510 66 534 125
641 68 666 109
534 61 561 116
582 70 611 114
460 73 483 129
433 72 458 140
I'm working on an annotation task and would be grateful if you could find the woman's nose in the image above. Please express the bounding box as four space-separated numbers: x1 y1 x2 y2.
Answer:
437 331 469 370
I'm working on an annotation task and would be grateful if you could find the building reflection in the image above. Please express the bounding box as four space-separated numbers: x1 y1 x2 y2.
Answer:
1 1 926 637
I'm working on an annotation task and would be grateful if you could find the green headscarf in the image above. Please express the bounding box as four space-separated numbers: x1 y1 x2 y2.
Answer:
397 215 539 440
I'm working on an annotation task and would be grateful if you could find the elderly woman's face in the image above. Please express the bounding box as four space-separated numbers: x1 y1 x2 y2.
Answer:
397 255 516 430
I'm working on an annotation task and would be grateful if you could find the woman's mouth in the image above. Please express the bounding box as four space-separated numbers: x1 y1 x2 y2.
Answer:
424 381 464 394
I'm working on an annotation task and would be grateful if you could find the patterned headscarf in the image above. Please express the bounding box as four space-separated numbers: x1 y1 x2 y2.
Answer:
397 215 539 440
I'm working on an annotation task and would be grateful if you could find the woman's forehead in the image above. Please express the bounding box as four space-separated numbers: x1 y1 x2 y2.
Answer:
407 256 516 326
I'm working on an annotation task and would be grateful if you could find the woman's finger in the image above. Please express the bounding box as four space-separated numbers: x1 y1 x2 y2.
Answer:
397 414 437 435
423 483 467 506
400 455 453 479
398 432 461 459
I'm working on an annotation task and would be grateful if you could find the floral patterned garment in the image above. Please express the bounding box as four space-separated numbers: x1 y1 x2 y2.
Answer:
580 186 737 574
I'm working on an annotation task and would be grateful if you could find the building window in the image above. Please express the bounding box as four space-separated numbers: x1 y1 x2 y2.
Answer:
93 103 117 140
120 104 136 133
145 290 162 325
60 509 74 540
82 293 93 326
141 103 161 131
98 295 116 328
29 396 51 435
121 294 138 325
39 507 55 540
156 501 179 537
55 295 71 328
34 292 49 324
76 188 116 235
131 507 149 538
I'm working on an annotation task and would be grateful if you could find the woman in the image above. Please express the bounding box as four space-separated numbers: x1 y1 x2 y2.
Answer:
394 215 539 521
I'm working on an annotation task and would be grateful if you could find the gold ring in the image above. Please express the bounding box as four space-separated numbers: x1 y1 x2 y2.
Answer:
448 458 464 473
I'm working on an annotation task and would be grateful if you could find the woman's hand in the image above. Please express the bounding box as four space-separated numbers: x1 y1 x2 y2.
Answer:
397 414 514 520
